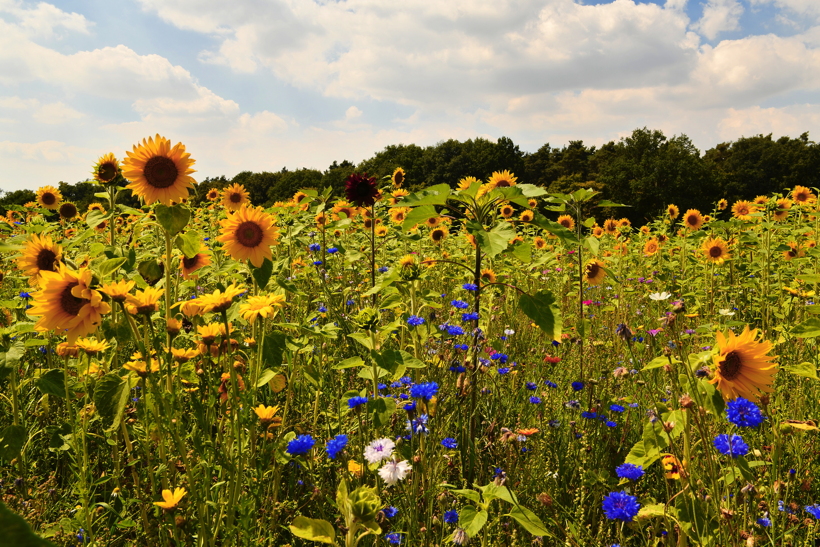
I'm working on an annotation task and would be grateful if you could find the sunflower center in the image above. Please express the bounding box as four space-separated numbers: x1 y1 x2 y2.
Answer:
182 255 201 269
41 193 57 206
719 350 743 380
495 180 512 187
98 162 118 182
60 282 87 316
236 221 264 247
143 156 179 189
59 203 77 219
709 246 723 258
687 215 698 225
230 192 242 203
586 264 600 278
36 249 58 272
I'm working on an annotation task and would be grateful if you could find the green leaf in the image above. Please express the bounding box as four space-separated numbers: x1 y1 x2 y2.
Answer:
155 204 190 236
251 257 274 290
174 230 201 259
783 361 818 380
465 220 511 259
256 368 277 388
597 200 629 207
530 214 580 247
511 241 531 263
584 235 600 256
504 505 552 537
0 500 56 546
519 290 562 341
288 516 336 544
36 369 67 399
397 183 451 206
448 488 482 504
332 356 365 370
459 506 489 538
0 425 26 462
401 205 438 231
348 332 374 350
367 397 396 428
96 257 127 278
642 355 673 371
263 331 287 368
0 341 25 369
791 318 820 338
94 372 134 432
137 259 164 285
85 209 108 228
371 349 425 380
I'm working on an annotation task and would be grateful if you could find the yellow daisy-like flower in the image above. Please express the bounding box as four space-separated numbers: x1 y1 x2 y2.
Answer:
171 347 200 363
98 279 135 303
701 236 730 264
392 167 405 187
584 259 607 285
206 188 220 201
557 214 575 231
122 134 196 206
499 204 514 219
731 200 757 221
75 337 110 356
181 250 211 280
772 198 792 221
710 325 777 401
480 268 497 284
198 283 246 314
36 185 62 210
643 237 660 256
239 294 284 324
430 227 448 243
93 152 120 184
222 183 250 211
125 287 164 315
717 198 728 211
681 209 703 230
533 236 547 250
792 185 816 205
197 322 225 345
457 176 480 191
28 265 111 344
17 233 62 286
666 204 679 220
253 404 282 426
153 487 187 510
217 205 279 267
123 358 160 378
177 299 204 317
519 210 534 223
55 342 79 358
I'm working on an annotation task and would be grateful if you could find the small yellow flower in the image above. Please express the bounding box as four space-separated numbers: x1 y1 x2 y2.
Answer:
153 487 187 510
253 404 282 427
239 294 285 324
170 347 200 362
98 279 135 303
125 287 164 315
75 337 110 356
348 460 363 477
198 283 245 314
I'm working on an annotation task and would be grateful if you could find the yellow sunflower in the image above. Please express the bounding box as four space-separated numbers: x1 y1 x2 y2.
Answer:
93 152 120 184
181 249 211 280
392 167 405 187
533 236 547 250
206 188 220 201
122 134 196 206
125 287 164 315
218 205 279 267
430 227 448 243
519 210 534 223
592 225 604 238
88 203 105 213
618 217 631 228
666 204 679 220
528 198 538 208
643 237 660 256
388 188 409 206
36 185 62 210
98 279 135 303
389 207 409 224
710 326 777 401
772 198 792 221
58 202 79 221
375 225 388 237
457 176 480 191
557 214 575 231
731 200 757 221
28 265 111 343
682 209 703 230
239 294 285 324
792 185 816 205
315 212 329 229
584 259 607 285
480 268 497 284
198 283 246 314
222 183 250 211
486 170 517 190
499 204 514 219
17 233 62 286
701 236 730 264
399 255 416 269
603 218 618 235
717 198 728 211
782 241 803 260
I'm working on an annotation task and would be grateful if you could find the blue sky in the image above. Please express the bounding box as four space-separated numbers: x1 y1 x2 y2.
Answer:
1 0 819 192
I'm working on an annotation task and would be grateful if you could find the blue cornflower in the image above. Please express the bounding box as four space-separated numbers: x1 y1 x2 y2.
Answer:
602 491 640 522
407 414 429 435
609 404 625 413
441 437 458 449
449 365 466 373
605 421 618 428
383 506 399 519
287 435 315 456
309 243 321 252
756 517 771 527
325 434 348 460
806 504 820 520
462 283 478 291
18 292 31 299
713 434 749 458
581 411 598 420
346 300 355 306
318 305 328 313
327 247 338 254
378 266 389 273
525 382 537 391
726 397 764 428
347 396 368 409
443 509 459 524
407 315 425 326
454 343 469 351
497 367 510 375
461 312 479 322
385 533 401 544
403 400 417 412
400 376 413 385
529 396 542 404
490 353 508 364
446 325 465 336
545 380 558 388
313 260 323 266
615 463 644 481
571 381 584 391
410 382 439 400
450 300 469 309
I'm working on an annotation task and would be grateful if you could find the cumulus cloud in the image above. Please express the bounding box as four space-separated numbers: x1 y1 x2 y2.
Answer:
693 0 744 40
0 0 93 38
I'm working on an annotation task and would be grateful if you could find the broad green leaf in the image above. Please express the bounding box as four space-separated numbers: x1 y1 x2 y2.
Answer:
401 205 438 231
332 356 365 370
137 259 164 285
348 332 374 350
155 204 190 236
289 516 336 544
791 318 820 338
459 506 489 538
0 425 26 462
85 209 108 228
174 230 201 259
530 214 579 247
584 235 600 256
448 488 482 504
642 355 673 371
263 331 287 368
504 505 551 537
783 361 818 380
36 369 67 399
96 257 127 278
511 241 532 263
466 220 514 259
519 290 562 341
597 200 629 207
367 397 396 428
251 257 274 290
397 183 451 206
94 372 134 432
0 341 25 369
0 500 56 546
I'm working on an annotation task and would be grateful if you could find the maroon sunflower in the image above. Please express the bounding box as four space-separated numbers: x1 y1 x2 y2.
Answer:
344 172 380 207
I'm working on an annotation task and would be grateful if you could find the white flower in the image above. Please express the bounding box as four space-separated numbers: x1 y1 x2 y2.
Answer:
378 459 412 486
364 438 395 464
503 329 515 336
719 308 735 316
649 292 672 301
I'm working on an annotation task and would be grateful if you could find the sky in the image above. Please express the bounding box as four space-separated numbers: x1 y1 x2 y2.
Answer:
1 0 819 192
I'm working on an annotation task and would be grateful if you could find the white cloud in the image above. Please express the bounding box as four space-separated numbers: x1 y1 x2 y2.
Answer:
32 101 83 124
0 0 93 38
345 106 363 120
693 0 744 40
718 104 820 140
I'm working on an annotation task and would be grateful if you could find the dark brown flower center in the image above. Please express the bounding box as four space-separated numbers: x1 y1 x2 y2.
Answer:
36 249 58 272
495 179 512 187
97 162 118 182
432 229 445 242
59 203 77 219
686 215 698 225
393 172 404 185
230 192 242 203
709 246 723 258
586 264 600 279
60 282 87 316
236 221 263 247
41 192 57 206
143 156 179 189
719 350 743 380
559 220 571 228
182 255 201 270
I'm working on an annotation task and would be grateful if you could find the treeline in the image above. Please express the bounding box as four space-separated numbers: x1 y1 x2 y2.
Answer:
3 128 820 223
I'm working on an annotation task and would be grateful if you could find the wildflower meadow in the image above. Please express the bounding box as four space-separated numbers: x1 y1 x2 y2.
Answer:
2 134 820 547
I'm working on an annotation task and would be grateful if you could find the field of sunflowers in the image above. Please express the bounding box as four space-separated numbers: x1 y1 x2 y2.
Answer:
1 134 820 547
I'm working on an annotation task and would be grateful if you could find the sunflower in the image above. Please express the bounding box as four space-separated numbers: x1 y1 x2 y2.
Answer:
717 198 728 211
125 287 164 315
557 215 575 231
391 167 406 187
592 226 604 238
198 283 246 313
499 204 514 219
98 279 135 303
682 209 703 230
618 218 631 228
388 188 409 206
430 227 448 243
95 220 108 233
457 176 480 191
772 198 792 221
389 207 409 224
603 218 618 235
93 152 120 184
782 241 803 260
218 205 279 267
315 212 329 229
731 200 757 221
36 185 62 209
710 325 777 401
584 259 607 285
206 188 220 201
17 233 62 286
643 238 660 256
480 269 497 284
701 236 730 264
122 134 196 206
239 294 285 324
666 204 679 220
58 202 78 221
533 236 547 250
519 210 534 223
639 226 650 235
28 265 111 343
425 216 443 228
375 225 388 237
792 185 816 205
222 183 250 211
88 203 105 213
528 198 538 209
181 249 211 280
465 233 477 248
399 255 416 269
486 170 517 190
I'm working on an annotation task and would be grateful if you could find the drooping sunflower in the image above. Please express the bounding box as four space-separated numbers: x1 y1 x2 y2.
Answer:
36 185 62 210
122 134 196 206
28 265 111 343
181 250 211 280
603 218 618 235
557 215 575 231
710 325 777 401
218 205 279 267
519 210 534 223
392 167 405 187
17 233 62 286
772 198 792 221
643 238 660 256
58 202 78 221
731 200 757 221
791 185 816 205
666 204 679 220
344 172 379 207
430 227 448 244
584 259 607 285
222 183 250 211
682 209 704 230
701 236 730 264
93 152 120 184
480 268 497 284
125 287 165 315
198 283 246 314
499 204 514 219
717 198 728 211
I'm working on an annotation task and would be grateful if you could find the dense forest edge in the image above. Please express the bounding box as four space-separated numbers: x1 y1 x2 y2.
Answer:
2 127 819 224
